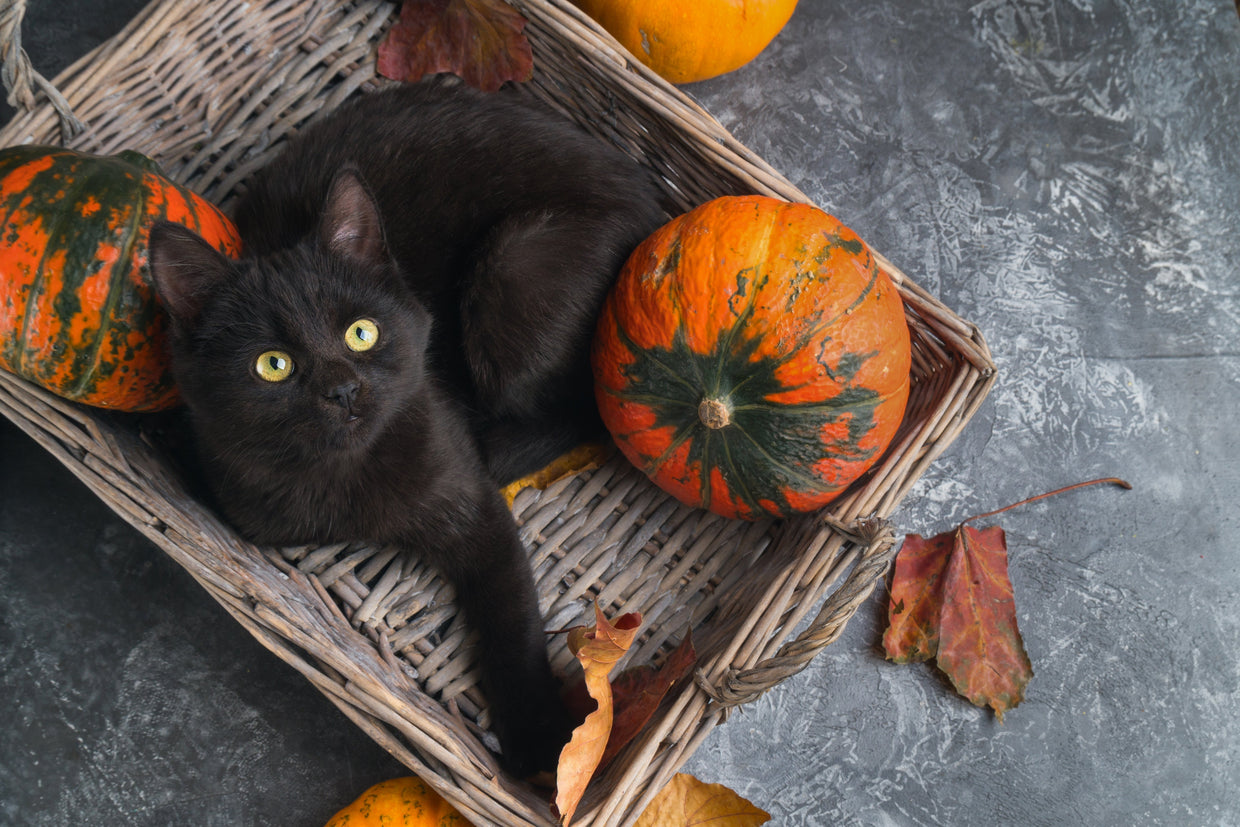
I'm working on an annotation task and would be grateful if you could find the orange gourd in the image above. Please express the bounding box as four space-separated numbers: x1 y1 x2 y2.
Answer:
592 195 912 520
0 145 240 411
572 0 799 84
323 777 467 826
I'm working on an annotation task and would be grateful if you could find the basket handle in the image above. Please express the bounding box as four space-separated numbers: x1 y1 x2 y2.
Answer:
695 516 898 708
0 0 85 137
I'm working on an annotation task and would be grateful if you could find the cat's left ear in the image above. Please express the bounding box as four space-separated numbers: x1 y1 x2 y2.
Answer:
320 167 387 267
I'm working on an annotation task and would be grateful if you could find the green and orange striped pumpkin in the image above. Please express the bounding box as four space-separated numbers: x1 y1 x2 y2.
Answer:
0 145 240 411
592 195 912 520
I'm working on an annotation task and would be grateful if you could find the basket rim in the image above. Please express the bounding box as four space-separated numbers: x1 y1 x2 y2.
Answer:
0 0 997 824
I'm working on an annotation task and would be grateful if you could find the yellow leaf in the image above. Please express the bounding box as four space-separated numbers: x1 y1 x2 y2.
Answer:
500 442 609 508
634 774 770 827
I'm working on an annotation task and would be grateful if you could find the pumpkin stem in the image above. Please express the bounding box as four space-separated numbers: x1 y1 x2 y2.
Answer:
698 398 731 429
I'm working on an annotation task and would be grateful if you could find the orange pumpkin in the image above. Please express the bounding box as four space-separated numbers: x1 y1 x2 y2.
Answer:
324 777 467 827
592 195 912 520
572 0 799 84
0 145 240 411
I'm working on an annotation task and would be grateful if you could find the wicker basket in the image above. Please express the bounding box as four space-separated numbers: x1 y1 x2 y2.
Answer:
0 1 996 824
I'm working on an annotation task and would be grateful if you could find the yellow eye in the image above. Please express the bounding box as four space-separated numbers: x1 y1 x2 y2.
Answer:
255 350 294 382
345 318 380 352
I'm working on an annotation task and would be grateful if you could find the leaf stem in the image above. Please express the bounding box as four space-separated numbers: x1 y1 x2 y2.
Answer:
962 477 1132 525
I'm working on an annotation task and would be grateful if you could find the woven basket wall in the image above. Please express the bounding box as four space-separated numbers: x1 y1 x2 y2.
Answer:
0 1 996 824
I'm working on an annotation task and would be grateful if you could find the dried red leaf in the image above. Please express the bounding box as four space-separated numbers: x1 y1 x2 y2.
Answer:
935 525 1033 721
884 524 1032 720
600 631 697 769
882 532 952 663
376 0 534 92
883 479 1129 720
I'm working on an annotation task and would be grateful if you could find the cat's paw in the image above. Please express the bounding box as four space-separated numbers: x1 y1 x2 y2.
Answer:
494 692 575 780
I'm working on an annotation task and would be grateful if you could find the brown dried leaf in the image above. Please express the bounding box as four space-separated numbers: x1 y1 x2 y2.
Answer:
634 773 770 827
376 0 534 92
883 479 1130 719
555 605 642 825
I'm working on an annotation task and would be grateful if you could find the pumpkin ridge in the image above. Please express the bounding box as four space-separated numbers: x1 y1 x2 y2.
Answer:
604 390 696 409
750 344 881 406
698 427 715 510
723 318 817 404
729 422 844 498
788 245 882 359
733 389 886 419
728 382 885 501
713 205 775 351
716 429 762 513
642 417 698 476
718 263 764 350
64 161 150 400
819 246 881 331
711 267 767 398
15 153 88 379
783 385 884 453
722 258 879 406
699 306 774 408
610 303 702 402
672 323 711 392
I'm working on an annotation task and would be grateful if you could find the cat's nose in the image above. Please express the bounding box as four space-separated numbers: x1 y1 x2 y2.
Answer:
325 381 360 409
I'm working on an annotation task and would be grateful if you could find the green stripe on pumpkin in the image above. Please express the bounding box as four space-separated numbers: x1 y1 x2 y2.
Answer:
605 299 884 517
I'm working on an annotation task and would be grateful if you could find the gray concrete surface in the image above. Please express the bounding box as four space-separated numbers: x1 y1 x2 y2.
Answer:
2 1 1238 824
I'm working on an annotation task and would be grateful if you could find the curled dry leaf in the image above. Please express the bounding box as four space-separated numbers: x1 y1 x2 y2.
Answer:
634 773 770 827
555 605 642 825
377 0 534 92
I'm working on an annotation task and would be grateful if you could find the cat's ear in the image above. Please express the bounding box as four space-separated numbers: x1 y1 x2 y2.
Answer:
148 221 234 327
320 168 387 267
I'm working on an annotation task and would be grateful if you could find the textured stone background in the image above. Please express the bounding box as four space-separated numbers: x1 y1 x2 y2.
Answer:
2 1 1237 824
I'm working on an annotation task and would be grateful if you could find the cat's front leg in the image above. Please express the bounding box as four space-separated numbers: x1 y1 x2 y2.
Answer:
411 489 572 777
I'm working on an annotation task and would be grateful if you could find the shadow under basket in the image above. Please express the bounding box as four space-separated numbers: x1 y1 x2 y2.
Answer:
0 0 997 824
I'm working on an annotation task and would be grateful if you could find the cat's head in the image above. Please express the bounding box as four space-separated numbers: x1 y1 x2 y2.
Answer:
149 169 433 469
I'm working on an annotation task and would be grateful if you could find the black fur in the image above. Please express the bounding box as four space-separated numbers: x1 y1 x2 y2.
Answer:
147 82 666 776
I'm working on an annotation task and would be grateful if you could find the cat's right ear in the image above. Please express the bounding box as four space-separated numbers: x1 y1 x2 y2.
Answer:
148 221 234 328
320 167 387 268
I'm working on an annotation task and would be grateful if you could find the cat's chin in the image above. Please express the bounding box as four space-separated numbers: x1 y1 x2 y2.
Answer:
318 412 380 455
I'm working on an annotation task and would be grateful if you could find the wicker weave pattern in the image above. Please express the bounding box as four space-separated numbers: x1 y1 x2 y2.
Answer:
0 1 996 824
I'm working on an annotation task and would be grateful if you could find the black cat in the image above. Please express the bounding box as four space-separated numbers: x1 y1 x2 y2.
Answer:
148 82 666 776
